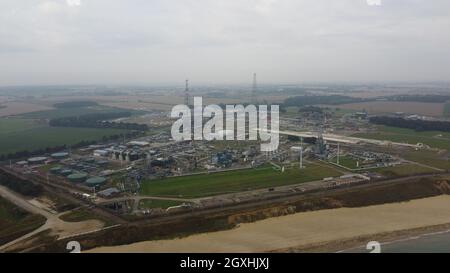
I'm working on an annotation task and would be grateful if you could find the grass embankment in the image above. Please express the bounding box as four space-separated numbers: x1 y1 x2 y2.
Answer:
140 163 342 198
139 199 186 209
59 208 115 227
372 164 438 177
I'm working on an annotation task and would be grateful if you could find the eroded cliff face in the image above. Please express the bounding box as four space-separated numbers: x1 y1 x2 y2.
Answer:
228 177 450 225
228 206 297 224
25 176 450 253
434 180 450 193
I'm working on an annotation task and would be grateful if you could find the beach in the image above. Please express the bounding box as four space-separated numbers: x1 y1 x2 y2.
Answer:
88 195 450 253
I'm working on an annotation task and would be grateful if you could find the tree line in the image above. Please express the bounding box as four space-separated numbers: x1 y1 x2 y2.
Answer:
370 116 450 132
384 95 450 103
53 101 99 108
0 131 144 161
283 95 369 107
49 112 149 131
0 170 43 197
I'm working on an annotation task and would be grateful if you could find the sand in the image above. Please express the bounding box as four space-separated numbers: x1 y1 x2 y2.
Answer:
88 195 450 253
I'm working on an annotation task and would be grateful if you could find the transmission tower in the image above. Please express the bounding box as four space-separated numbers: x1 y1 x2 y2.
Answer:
184 79 190 106
251 73 257 104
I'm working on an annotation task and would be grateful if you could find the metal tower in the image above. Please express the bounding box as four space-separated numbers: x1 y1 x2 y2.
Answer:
184 79 190 106
299 147 304 169
337 143 340 165
251 73 257 104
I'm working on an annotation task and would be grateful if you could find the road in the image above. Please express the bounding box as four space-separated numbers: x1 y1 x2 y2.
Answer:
0 185 105 252
0 166 126 224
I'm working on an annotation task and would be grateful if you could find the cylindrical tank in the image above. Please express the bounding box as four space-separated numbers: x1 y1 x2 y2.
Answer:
97 160 109 166
27 157 47 164
67 172 88 183
84 158 95 163
51 152 69 159
59 169 73 176
49 166 62 174
85 176 107 187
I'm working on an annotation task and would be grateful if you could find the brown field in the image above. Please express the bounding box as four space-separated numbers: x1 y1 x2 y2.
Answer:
88 195 450 253
335 101 445 116
0 102 53 117
26 91 288 109
101 95 246 111
35 94 281 112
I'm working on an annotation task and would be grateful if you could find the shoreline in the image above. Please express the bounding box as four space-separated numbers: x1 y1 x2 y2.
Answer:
273 223 450 253
88 195 450 253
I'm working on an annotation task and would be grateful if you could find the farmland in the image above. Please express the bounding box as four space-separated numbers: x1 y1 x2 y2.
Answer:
140 163 342 198
354 125 450 151
0 126 128 156
0 101 150 157
18 104 142 119
335 101 445 117
0 118 44 134
0 102 53 117
444 103 450 117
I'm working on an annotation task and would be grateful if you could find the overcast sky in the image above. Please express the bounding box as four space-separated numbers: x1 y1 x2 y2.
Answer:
1 0 450 86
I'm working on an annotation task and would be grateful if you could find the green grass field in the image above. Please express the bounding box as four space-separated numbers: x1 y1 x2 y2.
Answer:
354 125 450 150
0 118 44 134
59 208 115 226
372 164 438 177
333 155 359 169
140 163 342 198
400 150 450 170
0 118 128 156
0 104 148 156
139 199 186 209
0 197 46 245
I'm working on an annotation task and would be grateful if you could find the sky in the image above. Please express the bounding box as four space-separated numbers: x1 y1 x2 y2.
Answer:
0 0 450 86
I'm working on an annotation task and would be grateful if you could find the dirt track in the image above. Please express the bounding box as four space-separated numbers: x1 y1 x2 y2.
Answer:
0 185 104 252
